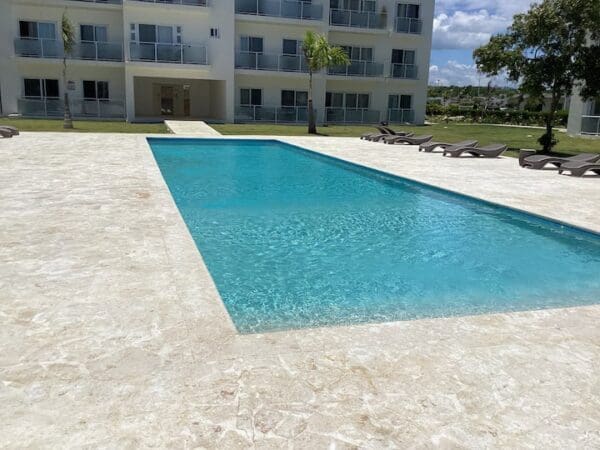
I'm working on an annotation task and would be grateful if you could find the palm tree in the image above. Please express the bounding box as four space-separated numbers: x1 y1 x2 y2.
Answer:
302 31 349 134
61 11 75 129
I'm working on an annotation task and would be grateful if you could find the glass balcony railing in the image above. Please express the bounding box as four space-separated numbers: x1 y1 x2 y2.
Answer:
329 9 386 29
129 42 208 64
390 63 418 79
14 38 123 61
325 108 380 124
18 97 125 118
131 0 208 6
394 17 422 34
581 116 600 135
328 60 383 77
235 52 308 72
235 0 323 20
387 108 415 123
235 105 310 123
68 0 122 4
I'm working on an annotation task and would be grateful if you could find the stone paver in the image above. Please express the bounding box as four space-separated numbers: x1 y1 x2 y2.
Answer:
1 132 599 448
165 120 221 136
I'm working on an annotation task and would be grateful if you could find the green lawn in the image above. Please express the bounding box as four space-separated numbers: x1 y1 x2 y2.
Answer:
213 123 600 157
3 118 599 158
0 118 169 134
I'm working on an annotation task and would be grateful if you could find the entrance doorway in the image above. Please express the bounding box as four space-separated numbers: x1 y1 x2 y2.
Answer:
160 85 174 115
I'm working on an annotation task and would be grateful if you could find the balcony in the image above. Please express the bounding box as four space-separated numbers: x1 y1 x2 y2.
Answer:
329 9 386 29
235 105 310 122
235 0 323 20
328 60 383 77
390 63 418 79
325 108 380 123
387 108 415 123
394 17 422 34
129 42 208 64
17 97 125 118
130 0 208 6
14 38 124 61
581 115 600 135
235 52 308 72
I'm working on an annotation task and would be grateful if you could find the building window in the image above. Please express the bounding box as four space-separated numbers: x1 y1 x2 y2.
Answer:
326 92 369 108
83 81 109 100
24 78 59 98
80 25 108 42
240 88 262 106
331 0 375 12
388 94 412 109
240 36 263 53
19 21 56 39
281 90 308 107
340 46 373 61
133 24 180 44
397 3 420 18
282 39 303 55
391 49 415 64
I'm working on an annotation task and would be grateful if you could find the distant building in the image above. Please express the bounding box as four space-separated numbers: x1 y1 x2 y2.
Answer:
567 89 600 136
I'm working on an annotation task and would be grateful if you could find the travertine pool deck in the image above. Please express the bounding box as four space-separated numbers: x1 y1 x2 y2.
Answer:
1 132 599 448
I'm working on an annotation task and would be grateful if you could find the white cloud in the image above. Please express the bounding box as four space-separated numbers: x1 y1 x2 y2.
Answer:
429 60 514 87
432 1 534 50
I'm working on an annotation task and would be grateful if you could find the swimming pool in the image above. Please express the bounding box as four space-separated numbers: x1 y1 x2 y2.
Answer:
150 138 600 334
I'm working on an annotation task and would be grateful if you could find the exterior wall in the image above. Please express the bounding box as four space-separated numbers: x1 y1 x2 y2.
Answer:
0 0 434 124
567 89 586 136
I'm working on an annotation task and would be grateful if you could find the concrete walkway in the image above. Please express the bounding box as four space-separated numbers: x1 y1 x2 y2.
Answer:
164 120 221 136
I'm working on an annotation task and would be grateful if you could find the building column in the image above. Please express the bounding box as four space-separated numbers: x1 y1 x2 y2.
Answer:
125 70 135 122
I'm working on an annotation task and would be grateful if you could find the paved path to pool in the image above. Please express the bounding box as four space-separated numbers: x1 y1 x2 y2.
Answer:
1 132 599 448
164 120 221 136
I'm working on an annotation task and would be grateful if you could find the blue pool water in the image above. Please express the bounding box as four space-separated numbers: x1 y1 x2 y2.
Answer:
150 138 600 333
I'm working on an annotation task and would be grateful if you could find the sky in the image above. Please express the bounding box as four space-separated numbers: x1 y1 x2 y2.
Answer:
428 0 535 87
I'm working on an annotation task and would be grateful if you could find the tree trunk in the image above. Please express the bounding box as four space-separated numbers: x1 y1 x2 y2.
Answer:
307 70 317 134
540 92 560 153
63 57 73 129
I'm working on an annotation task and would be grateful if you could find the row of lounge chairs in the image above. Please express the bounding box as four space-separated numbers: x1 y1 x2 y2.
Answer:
361 125 508 158
0 125 19 138
361 124 599 176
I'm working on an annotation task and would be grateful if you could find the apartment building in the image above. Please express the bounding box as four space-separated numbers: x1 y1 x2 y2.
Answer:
0 0 434 125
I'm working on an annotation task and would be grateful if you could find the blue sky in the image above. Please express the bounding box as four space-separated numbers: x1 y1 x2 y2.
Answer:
429 0 534 86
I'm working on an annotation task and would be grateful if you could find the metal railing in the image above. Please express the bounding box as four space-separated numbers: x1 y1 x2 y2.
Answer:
394 17 422 34
68 0 122 4
235 105 311 122
131 0 208 6
235 51 308 72
390 63 418 79
17 97 125 118
581 115 600 135
387 108 415 123
235 0 322 19
14 38 123 61
328 60 383 77
325 108 380 123
329 9 386 29
129 42 208 64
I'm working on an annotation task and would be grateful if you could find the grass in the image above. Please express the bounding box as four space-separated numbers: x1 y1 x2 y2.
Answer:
3 118 599 157
213 123 600 157
0 118 169 134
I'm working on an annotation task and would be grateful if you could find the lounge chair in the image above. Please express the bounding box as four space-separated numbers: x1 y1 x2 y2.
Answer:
419 139 478 152
362 126 412 142
382 134 433 145
0 127 14 138
443 143 507 158
2 125 19 136
558 160 600 177
522 153 600 170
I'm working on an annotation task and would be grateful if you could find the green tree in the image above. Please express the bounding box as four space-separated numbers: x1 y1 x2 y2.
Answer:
61 11 75 129
302 31 349 134
474 0 600 152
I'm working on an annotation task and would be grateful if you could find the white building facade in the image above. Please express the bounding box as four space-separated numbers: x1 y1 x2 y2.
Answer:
0 0 434 125
567 90 600 137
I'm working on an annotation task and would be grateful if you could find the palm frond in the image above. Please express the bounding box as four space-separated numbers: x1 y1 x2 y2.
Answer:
61 12 76 55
